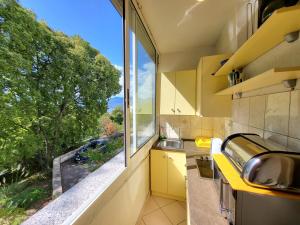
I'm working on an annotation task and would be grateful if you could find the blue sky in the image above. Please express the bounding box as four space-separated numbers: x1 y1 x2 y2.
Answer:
19 0 123 67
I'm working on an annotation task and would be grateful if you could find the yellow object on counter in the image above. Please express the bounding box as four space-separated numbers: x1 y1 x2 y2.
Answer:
213 154 300 200
195 136 211 148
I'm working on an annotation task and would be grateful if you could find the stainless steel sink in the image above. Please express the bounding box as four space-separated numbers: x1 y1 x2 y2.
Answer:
157 139 183 150
195 157 213 179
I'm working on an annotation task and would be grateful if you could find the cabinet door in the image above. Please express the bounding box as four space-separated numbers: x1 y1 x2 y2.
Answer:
151 150 168 194
175 70 196 115
160 72 176 115
167 151 186 198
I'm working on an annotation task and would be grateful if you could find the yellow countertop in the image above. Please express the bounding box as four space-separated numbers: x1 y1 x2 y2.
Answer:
213 154 300 200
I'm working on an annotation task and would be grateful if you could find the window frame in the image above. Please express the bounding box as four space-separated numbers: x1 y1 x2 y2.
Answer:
127 1 158 158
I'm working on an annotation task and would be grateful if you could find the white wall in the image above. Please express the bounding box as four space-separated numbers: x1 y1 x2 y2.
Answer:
158 46 215 72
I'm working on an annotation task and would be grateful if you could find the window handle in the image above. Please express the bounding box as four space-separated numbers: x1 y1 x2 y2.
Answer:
126 88 130 109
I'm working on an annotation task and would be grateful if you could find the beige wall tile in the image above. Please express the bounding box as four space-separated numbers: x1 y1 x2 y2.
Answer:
172 116 191 129
238 97 250 125
202 117 213 130
190 129 202 139
265 92 290 135
248 126 264 137
159 115 171 128
287 137 300 153
180 128 193 139
168 127 181 139
249 95 266 129
224 119 233 138
190 116 202 129
289 90 300 139
232 99 239 122
264 131 288 148
202 129 213 138
232 122 248 134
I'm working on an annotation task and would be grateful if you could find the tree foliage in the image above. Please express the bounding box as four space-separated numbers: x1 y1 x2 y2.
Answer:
110 106 123 125
0 0 121 171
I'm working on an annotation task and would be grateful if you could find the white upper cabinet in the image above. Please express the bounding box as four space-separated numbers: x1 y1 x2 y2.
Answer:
160 70 196 115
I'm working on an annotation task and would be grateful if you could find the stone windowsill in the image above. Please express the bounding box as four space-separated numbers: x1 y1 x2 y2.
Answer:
22 151 126 225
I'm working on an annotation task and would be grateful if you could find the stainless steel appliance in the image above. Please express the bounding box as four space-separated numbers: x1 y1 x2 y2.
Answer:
213 133 300 225
221 133 300 193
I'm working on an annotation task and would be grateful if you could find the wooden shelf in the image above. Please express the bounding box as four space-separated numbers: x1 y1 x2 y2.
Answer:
215 67 300 95
215 5 300 77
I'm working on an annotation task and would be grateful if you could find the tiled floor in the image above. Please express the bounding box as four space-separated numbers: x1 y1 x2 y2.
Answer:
136 196 187 225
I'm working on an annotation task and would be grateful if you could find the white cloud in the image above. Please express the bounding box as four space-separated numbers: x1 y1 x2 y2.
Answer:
112 62 155 100
137 62 155 100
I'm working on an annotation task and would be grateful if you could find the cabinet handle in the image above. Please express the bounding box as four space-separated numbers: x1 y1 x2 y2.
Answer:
163 155 166 159
177 108 181 113
168 157 173 160
171 108 175 113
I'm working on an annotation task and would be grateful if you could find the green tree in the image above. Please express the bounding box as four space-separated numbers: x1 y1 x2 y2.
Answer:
110 106 123 125
0 0 121 172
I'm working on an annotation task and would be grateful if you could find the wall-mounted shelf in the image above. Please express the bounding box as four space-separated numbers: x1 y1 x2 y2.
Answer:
215 5 300 77
215 67 300 96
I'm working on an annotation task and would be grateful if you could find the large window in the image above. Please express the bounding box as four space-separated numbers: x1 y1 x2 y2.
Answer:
129 3 156 155
0 0 124 224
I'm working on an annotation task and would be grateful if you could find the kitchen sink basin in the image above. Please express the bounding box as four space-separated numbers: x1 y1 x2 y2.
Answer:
196 158 214 179
157 139 183 150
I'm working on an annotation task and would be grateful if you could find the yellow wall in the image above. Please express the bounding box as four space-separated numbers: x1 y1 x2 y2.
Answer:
89 157 150 225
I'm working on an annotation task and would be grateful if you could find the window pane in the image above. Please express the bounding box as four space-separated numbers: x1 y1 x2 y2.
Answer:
129 4 156 155
136 41 156 147
0 0 124 223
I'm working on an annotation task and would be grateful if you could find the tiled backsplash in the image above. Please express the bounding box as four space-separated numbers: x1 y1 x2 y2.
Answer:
226 90 300 152
159 115 225 140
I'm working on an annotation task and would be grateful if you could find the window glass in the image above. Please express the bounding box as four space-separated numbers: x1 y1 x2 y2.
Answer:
129 3 156 155
0 0 124 223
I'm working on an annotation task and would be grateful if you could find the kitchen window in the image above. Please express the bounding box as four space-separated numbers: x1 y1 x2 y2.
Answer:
129 2 157 155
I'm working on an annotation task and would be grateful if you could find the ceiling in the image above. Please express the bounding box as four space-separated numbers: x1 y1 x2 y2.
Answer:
137 0 243 53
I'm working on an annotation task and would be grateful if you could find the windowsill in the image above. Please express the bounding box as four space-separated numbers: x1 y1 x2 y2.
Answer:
22 151 126 225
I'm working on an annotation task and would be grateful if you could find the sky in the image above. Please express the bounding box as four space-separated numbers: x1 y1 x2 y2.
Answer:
19 0 123 67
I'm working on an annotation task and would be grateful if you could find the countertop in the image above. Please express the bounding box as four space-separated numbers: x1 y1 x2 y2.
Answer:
183 141 228 225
